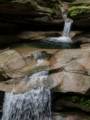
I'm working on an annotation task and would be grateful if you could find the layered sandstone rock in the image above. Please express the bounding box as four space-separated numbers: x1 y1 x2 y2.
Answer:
50 48 90 94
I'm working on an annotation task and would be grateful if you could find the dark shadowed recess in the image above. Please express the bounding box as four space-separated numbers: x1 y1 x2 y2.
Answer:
0 22 90 34
51 91 90 114
0 39 81 49
0 91 4 119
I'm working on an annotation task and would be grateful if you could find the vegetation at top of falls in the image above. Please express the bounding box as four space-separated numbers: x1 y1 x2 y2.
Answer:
0 0 90 19
68 5 90 17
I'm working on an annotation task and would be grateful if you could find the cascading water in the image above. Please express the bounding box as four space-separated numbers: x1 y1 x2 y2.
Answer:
26 71 49 89
63 18 73 37
2 71 52 120
2 88 51 120
48 4 73 43
49 18 73 43
31 51 49 66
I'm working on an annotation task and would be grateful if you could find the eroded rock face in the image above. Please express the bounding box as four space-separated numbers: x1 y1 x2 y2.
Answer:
0 48 51 79
50 48 90 94
73 32 90 44
0 0 89 32
0 47 90 94
0 48 52 92
0 49 26 78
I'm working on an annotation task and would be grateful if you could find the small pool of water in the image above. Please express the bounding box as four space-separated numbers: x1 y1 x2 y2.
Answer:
11 39 80 50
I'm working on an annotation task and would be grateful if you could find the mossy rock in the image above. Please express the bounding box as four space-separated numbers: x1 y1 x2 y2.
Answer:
66 95 90 110
68 4 90 17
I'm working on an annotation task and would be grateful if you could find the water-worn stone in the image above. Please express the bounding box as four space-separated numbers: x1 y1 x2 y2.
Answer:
0 49 25 78
0 47 90 94
0 48 52 79
50 48 90 94
0 48 53 92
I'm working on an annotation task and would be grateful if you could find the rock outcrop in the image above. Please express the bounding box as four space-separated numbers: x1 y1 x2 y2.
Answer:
0 0 89 32
50 48 90 94
0 47 90 95
0 0 89 119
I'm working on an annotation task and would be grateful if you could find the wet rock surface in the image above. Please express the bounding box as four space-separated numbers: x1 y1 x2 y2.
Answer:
0 44 90 94
0 0 90 120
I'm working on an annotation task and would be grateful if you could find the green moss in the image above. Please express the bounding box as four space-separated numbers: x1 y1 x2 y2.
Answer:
64 95 90 109
68 5 90 17
79 98 90 108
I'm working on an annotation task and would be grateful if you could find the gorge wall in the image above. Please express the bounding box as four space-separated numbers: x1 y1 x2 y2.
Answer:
0 0 90 120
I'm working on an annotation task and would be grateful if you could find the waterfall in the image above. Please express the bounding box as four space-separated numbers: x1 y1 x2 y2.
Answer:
48 4 73 43
31 51 49 66
63 18 73 37
27 71 49 89
48 18 73 43
37 59 45 66
2 71 52 120
2 88 51 120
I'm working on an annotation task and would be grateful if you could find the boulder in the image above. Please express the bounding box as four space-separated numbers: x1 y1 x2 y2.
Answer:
0 47 90 94
0 49 25 79
50 48 90 94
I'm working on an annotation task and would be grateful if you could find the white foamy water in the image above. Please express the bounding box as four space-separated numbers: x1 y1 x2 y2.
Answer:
48 36 72 43
2 70 52 120
63 18 73 37
48 18 73 43
48 10 73 44
36 59 45 66
2 87 51 120
26 71 49 89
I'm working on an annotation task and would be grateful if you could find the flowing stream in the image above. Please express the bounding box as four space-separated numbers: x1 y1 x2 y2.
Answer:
48 5 73 43
48 18 73 43
2 87 51 120
63 18 73 37
1 4 74 120
1 70 52 120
